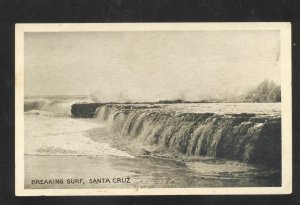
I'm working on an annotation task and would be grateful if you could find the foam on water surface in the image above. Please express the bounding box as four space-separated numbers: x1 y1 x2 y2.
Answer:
25 115 133 158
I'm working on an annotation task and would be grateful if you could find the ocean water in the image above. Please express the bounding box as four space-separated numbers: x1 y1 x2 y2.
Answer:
24 96 281 189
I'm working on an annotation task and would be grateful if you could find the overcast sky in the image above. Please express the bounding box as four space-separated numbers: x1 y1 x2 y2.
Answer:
24 30 280 102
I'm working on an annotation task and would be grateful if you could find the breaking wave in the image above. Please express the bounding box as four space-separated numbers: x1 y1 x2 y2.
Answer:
25 99 74 116
94 104 281 167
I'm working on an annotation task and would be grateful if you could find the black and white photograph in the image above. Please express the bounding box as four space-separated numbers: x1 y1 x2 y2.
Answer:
15 23 292 195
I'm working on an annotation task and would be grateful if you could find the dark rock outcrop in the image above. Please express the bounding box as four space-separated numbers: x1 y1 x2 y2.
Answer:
94 104 281 168
71 103 103 118
71 102 281 168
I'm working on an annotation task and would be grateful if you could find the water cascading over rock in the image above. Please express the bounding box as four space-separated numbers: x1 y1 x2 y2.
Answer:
91 104 281 168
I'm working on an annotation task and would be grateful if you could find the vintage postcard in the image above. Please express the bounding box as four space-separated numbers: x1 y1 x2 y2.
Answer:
15 23 292 196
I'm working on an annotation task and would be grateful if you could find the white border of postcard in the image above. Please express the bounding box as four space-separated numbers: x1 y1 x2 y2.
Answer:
15 23 292 196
